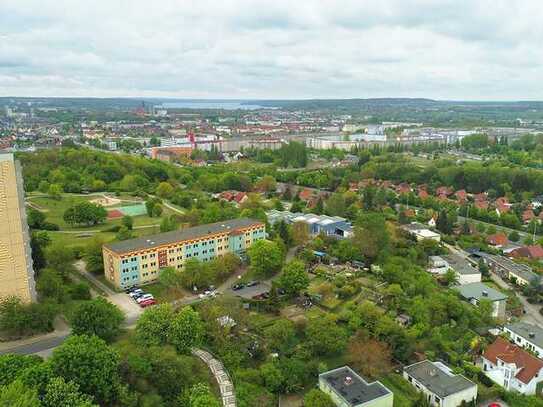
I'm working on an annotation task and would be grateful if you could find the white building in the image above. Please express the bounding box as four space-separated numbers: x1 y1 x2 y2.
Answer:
403 360 477 407
503 322 543 358
481 337 543 395
402 223 441 242
428 254 481 285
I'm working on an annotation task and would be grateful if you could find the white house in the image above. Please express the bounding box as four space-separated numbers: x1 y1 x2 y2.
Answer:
403 360 477 407
481 337 543 395
402 223 441 242
428 254 481 285
503 322 543 359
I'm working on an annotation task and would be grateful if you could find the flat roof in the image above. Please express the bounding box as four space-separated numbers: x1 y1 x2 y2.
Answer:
455 282 508 302
104 218 263 255
505 322 543 350
320 366 391 406
404 360 476 398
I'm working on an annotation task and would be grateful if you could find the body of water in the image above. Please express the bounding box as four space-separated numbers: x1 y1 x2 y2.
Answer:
159 101 263 110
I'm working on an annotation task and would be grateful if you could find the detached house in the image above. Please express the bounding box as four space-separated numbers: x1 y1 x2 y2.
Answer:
455 282 507 320
486 233 508 248
481 337 543 395
510 245 543 260
503 322 543 358
403 360 477 407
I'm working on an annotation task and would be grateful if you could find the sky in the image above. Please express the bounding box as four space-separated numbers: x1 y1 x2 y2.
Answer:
1 0 543 100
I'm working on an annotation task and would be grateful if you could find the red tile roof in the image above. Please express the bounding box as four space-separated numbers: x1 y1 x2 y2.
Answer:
436 186 453 196
523 210 535 222
298 188 314 202
486 233 508 247
483 337 543 384
511 245 543 260
474 200 489 210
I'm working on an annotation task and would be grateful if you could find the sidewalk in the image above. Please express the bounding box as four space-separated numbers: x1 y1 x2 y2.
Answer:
0 317 69 355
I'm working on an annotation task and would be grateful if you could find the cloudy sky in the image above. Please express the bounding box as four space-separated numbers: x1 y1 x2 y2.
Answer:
1 0 542 100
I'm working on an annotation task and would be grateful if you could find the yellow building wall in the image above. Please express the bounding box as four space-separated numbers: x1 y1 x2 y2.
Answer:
0 155 36 303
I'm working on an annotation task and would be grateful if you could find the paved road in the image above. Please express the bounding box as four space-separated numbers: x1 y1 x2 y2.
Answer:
446 243 543 326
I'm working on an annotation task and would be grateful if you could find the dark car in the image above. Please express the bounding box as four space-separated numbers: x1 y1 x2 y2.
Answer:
231 283 245 291
246 280 259 287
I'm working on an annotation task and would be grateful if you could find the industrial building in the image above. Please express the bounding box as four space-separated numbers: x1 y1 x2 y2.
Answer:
102 218 265 289
0 153 36 302
266 210 353 239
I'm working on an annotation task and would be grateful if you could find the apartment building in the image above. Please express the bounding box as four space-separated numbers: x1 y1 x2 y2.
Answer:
102 218 265 289
0 153 36 302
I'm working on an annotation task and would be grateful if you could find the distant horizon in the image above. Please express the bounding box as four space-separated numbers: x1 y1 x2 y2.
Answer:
2 96 543 104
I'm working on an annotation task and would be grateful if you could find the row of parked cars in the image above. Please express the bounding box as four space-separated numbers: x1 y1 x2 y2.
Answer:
126 287 157 308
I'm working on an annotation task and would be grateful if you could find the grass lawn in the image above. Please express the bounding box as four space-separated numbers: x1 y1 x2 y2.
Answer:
144 282 187 303
379 373 419 407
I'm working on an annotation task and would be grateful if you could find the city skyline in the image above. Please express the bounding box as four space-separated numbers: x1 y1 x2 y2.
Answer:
2 0 543 101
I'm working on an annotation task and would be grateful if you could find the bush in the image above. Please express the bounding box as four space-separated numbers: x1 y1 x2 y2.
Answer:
69 283 92 300
0 297 56 340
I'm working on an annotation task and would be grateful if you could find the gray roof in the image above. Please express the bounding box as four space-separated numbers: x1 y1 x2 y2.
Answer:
320 366 391 406
104 218 263 254
442 254 480 275
455 282 508 302
404 360 476 398
505 322 543 350
474 252 537 282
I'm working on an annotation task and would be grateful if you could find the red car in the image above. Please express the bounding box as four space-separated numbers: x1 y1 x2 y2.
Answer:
139 299 157 308
488 403 501 407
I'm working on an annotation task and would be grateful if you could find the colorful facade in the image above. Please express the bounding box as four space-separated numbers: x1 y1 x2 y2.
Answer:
103 218 265 289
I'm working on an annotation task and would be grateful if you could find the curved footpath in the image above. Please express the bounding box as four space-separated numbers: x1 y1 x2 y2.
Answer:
192 348 236 407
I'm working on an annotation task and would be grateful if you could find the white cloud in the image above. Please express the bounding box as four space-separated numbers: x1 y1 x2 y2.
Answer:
1 0 543 99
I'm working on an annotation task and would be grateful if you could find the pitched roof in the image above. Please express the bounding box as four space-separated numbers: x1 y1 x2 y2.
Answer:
298 188 314 201
486 233 508 247
483 336 543 384
511 245 543 260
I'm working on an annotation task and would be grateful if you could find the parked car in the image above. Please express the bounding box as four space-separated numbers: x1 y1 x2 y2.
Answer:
198 290 216 299
231 283 245 291
128 289 144 298
246 280 259 287
139 299 157 308
136 294 154 303
125 286 140 294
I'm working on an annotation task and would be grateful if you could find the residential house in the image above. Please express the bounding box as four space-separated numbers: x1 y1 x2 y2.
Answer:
510 245 543 260
455 189 468 204
495 197 511 217
319 366 394 407
454 282 507 319
428 214 437 228
403 360 477 407
428 255 481 284
503 322 543 358
419 188 429 200
522 209 536 224
396 183 411 195
481 337 543 395
435 186 453 197
474 199 489 210
298 188 315 202
218 191 248 206
486 233 508 248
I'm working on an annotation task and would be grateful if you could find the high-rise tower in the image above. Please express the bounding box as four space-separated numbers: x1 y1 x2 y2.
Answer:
0 153 36 302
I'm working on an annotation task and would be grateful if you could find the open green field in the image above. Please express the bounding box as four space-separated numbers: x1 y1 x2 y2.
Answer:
27 193 177 248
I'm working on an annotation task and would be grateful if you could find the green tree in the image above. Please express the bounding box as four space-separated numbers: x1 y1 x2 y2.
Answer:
279 260 309 296
135 304 175 347
116 226 133 241
48 184 63 200
50 335 120 405
45 244 75 278
306 314 347 356
36 268 67 303
70 297 124 342
121 215 134 230
304 388 335 407
63 202 107 226
84 237 104 274
189 383 221 407
508 230 520 242
436 209 452 234
168 306 205 354
0 354 43 386
263 319 297 354
43 377 97 407
0 380 40 407
247 240 284 278
27 208 46 229
156 182 174 199
354 213 389 261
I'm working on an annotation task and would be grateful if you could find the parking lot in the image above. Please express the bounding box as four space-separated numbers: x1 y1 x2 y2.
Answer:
227 282 271 300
